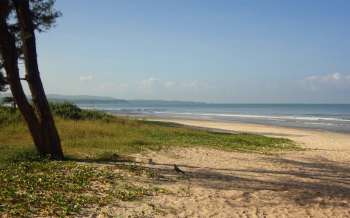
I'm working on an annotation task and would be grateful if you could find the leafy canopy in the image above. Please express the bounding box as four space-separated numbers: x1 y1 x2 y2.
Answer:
0 0 61 86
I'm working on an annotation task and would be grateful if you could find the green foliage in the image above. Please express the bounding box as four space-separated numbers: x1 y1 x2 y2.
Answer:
0 160 95 216
0 102 113 122
29 0 62 32
49 102 84 120
0 101 115 130
0 106 22 126
1 0 61 82
0 159 163 217
50 102 113 120
0 103 298 162
6 0 61 38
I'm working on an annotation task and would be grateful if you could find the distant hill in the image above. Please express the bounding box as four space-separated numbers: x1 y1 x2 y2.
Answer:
47 94 128 103
127 99 207 106
2 93 208 106
46 94 208 106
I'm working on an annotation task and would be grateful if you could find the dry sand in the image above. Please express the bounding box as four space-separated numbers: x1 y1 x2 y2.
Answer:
96 119 350 218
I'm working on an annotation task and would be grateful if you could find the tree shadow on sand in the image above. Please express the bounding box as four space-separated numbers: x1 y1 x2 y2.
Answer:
70 153 350 208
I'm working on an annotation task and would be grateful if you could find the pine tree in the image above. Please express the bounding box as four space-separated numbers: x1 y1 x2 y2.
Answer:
0 0 63 159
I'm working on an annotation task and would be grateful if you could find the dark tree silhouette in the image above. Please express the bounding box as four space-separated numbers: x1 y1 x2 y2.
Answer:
0 71 7 92
0 0 63 159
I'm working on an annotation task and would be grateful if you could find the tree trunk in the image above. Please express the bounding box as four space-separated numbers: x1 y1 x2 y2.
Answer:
14 0 64 160
0 2 47 155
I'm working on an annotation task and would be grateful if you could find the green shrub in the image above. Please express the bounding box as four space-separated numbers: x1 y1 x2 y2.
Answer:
0 102 114 126
50 102 113 121
50 102 83 120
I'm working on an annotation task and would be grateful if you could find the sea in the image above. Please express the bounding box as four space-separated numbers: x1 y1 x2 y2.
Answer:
76 101 350 133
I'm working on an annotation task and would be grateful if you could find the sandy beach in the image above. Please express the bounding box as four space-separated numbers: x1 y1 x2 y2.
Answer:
103 118 350 217
152 118 350 151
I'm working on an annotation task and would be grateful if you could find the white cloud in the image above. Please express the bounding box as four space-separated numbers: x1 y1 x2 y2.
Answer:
138 77 207 90
139 77 177 90
302 72 350 91
140 77 159 87
79 75 94 81
304 72 348 83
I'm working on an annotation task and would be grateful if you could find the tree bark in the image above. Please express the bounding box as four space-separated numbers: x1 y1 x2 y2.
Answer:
0 2 47 155
13 0 64 160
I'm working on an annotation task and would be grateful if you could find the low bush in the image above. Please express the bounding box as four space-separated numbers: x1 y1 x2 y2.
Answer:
50 102 113 120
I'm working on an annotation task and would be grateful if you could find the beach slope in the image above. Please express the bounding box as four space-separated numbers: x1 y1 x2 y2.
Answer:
122 119 350 217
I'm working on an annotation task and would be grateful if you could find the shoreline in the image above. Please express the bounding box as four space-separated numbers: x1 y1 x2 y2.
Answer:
145 116 350 151
106 110 350 134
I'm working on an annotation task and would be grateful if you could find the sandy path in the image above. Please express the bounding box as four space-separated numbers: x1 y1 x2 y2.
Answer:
99 119 350 217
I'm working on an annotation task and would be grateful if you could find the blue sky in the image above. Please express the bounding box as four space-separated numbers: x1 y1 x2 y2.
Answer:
34 0 350 103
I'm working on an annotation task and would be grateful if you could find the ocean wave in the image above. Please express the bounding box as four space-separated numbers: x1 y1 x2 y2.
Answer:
153 111 350 122
78 105 350 123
